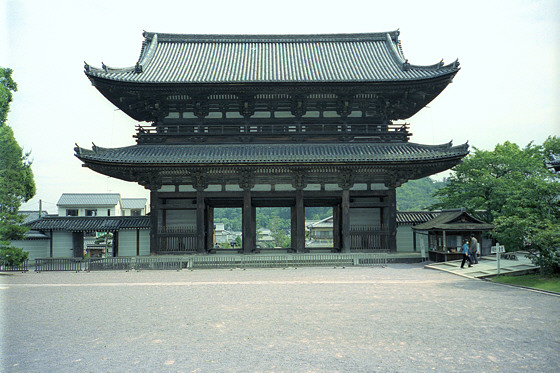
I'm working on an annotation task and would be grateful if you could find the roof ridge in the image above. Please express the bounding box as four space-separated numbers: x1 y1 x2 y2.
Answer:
142 30 401 43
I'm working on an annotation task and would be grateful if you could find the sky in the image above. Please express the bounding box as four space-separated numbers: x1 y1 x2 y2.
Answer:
2 0 559 214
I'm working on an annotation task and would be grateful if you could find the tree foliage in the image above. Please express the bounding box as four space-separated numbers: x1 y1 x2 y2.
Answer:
397 177 443 211
432 138 560 273
0 67 18 125
0 67 36 267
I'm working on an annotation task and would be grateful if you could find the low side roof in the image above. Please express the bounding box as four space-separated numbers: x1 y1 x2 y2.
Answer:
85 31 459 84
27 216 150 232
19 211 50 224
397 211 440 225
57 193 121 207
413 209 494 231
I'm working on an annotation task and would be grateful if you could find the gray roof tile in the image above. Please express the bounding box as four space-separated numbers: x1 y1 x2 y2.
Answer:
85 31 459 84
121 198 147 209
75 142 469 165
57 193 121 207
27 216 150 232
396 211 440 225
412 209 494 231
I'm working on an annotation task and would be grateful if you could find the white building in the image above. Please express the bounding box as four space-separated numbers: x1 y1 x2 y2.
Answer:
57 193 147 217
121 198 148 216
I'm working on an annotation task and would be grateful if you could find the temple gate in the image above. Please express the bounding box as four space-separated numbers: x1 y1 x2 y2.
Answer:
77 31 467 254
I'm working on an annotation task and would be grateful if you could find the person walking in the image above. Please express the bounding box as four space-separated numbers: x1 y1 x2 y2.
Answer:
469 234 479 264
461 239 472 268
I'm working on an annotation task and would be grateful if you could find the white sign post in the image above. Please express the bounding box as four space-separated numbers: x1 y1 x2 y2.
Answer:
491 243 505 275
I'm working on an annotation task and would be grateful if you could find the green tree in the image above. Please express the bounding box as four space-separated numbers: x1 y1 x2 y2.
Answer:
397 177 443 211
432 139 560 273
0 68 18 125
0 67 36 267
270 216 291 248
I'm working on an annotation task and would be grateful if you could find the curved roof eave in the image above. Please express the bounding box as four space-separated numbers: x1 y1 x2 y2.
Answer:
74 141 469 167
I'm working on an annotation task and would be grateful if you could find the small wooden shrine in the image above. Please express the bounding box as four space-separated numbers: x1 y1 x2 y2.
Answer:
412 208 494 261
77 31 468 254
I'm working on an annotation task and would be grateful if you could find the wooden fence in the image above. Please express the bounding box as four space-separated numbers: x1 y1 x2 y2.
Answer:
35 258 84 272
27 253 387 271
349 226 389 252
157 226 198 254
0 260 29 272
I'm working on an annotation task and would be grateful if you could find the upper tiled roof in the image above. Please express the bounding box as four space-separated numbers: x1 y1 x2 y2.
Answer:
57 193 121 207
121 198 147 210
84 31 459 84
75 141 469 166
27 216 150 232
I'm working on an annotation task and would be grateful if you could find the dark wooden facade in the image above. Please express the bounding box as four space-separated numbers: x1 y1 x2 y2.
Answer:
78 31 467 254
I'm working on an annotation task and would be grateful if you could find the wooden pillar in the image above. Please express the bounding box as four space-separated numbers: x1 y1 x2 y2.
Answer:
290 206 297 252
333 204 341 251
206 206 214 252
196 190 206 253
49 230 53 257
295 188 305 253
136 229 140 256
242 188 255 253
341 188 350 252
386 187 397 252
149 188 159 255
252 205 257 251
72 232 84 258
113 231 119 257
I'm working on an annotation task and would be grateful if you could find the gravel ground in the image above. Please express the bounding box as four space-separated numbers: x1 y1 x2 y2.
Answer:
1 264 559 372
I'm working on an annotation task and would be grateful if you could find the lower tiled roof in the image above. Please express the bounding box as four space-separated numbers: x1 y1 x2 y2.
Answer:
27 216 150 232
412 209 494 231
75 141 468 165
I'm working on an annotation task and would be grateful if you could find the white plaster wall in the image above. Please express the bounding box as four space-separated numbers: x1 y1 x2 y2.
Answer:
10 239 50 260
52 231 74 257
118 230 137 256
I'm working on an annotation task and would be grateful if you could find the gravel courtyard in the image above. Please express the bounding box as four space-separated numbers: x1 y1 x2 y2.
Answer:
1 264 559 372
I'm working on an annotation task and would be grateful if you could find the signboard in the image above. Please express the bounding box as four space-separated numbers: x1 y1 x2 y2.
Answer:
491 245 505 254
491 242 505 275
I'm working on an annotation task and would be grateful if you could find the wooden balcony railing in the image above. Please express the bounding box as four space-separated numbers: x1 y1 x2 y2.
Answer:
135 122 410 144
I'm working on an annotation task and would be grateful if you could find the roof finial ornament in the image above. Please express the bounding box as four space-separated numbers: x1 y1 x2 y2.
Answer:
102 62 108 72
84 62 90 72
402 59 410 71
135 62 143 73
